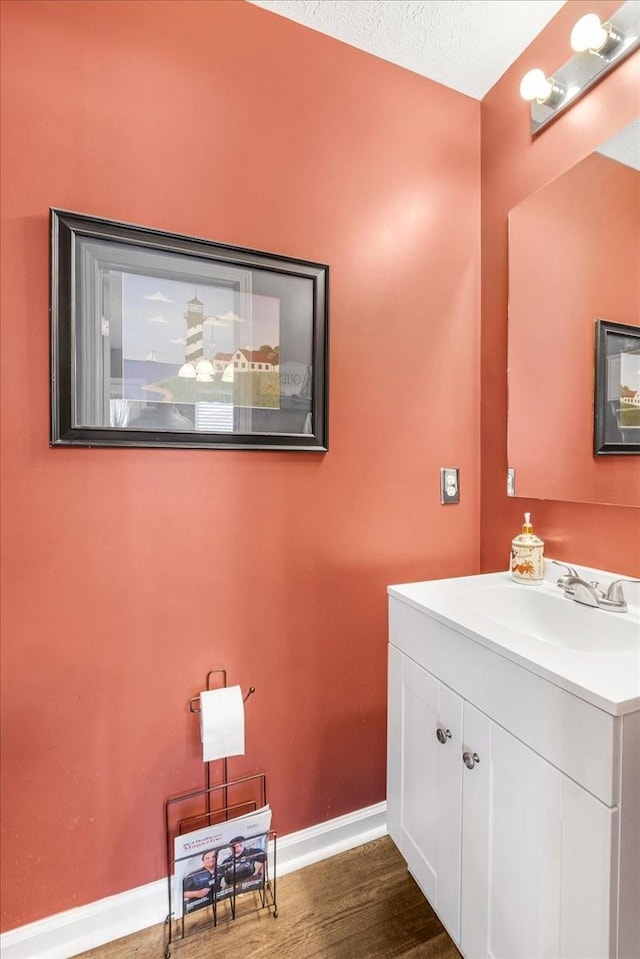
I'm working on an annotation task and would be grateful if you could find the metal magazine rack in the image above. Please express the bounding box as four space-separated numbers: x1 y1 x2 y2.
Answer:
164 669 277 958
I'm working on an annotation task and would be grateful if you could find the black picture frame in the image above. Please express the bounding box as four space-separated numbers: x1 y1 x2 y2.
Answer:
50 210 328 451
594 319 640 455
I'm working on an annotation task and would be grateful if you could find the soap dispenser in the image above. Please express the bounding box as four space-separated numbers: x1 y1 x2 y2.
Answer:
511 512 544 584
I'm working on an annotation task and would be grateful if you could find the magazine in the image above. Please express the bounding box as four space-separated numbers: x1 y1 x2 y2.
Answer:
173 805 271 919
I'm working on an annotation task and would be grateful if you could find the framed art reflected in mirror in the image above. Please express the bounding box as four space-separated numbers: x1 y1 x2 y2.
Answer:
594 319 640 455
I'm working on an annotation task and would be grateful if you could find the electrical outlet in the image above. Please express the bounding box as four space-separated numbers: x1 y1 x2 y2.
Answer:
507 468 516 496
440 468 460 504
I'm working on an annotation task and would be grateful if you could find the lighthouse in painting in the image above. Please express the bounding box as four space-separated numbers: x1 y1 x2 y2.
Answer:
184 295 205 366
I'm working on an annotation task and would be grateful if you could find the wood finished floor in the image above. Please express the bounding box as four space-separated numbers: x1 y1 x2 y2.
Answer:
76 836 462 959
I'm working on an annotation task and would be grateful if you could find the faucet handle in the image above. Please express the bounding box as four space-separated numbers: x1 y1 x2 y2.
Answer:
605 578 640 604
552 560 579 588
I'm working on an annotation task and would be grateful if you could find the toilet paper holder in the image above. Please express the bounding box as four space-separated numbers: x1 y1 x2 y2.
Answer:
188 668 256 713
188 668 256 815
164 666 276 956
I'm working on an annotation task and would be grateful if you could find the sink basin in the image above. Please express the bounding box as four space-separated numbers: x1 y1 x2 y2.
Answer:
464 582 640 653
388 565 640 715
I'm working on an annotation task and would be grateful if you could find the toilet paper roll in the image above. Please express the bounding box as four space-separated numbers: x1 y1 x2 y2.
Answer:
199 685 245 762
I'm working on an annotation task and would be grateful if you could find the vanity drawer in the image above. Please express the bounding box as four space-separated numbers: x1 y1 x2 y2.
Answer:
389 597 620 807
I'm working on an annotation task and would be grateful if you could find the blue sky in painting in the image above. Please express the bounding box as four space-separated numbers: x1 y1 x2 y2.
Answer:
120 272 280 363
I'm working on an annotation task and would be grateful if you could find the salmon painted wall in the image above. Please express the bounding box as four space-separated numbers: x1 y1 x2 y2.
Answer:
481 0 640 576
0 0 480 931
509 152 640 506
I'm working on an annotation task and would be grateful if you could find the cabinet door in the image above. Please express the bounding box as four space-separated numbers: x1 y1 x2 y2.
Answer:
387 645 463 940
460 702 617 959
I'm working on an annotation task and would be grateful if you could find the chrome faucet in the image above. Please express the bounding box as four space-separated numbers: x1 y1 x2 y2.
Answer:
570 580 606 608
552 563 640 613
551 561 579 590
600 579 640 613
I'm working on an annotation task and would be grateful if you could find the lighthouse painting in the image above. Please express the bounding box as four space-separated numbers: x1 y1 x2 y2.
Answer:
184 295 207 367
51 210 328 450
119 273 281 417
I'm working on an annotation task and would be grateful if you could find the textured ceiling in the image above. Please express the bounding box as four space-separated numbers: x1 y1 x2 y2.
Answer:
248 0 567 99
598 119 640 170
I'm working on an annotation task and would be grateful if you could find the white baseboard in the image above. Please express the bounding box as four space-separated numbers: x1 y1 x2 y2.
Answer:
271 799 387 877
0 801 387 959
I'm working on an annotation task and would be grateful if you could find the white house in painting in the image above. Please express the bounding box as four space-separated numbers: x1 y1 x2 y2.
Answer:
213 352 234 372
230 348 280 372
620 387 640 407
214 348 280 383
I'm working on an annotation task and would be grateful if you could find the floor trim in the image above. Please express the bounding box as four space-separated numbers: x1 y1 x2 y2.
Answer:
0 801 387 959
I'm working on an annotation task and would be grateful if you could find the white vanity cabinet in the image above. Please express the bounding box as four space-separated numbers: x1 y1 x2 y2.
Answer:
460 700 615 959
387 586 640 959
387 646 463 940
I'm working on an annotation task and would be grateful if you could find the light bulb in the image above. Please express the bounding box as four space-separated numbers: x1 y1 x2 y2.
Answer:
178 363 196 378
570 14 617 53
519 69 553 102
194 359 214 382
195 359 214 375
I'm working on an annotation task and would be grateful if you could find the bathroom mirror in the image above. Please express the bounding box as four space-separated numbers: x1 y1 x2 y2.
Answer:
507 119 640 507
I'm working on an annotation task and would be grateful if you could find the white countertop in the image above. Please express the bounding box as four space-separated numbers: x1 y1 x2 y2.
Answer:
388 565 640 716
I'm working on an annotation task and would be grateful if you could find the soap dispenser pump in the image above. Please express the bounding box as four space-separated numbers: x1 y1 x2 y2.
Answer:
511 512 544 584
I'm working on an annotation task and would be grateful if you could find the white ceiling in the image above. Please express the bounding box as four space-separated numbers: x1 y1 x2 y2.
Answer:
597 119 640 170
248 0 567 99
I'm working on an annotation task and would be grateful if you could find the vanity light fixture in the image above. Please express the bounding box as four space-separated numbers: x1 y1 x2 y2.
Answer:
521 0 640 136
194 359 215 382
178 358 215 382
519 68 566 105
570 13 624 56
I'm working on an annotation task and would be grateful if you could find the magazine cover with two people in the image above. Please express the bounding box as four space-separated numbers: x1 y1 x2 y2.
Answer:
174 805 271 918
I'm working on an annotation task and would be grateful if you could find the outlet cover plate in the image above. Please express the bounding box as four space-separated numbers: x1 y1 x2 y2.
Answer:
440 467 460 504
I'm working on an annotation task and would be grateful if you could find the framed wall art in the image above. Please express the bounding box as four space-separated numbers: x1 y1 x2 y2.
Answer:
50 210 329 451
594 319 640 455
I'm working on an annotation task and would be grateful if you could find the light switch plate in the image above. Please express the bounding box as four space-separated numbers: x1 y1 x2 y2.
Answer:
440 468 460 504
507 468 516 497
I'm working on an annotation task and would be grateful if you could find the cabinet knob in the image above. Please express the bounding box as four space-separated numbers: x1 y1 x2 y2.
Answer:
462 750 480 769
436 727 452 744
